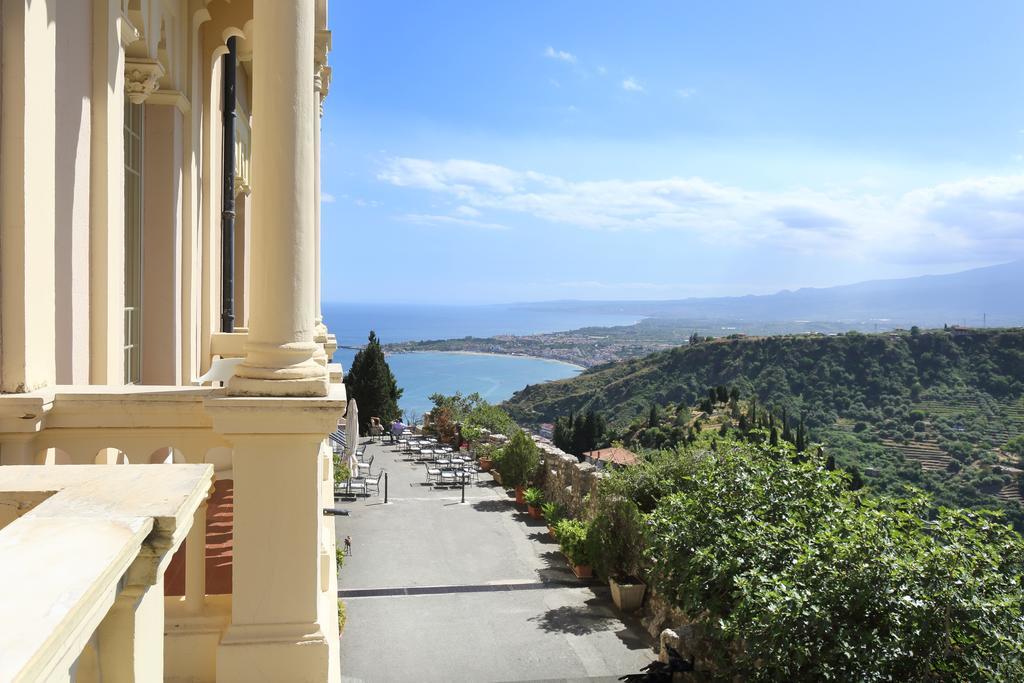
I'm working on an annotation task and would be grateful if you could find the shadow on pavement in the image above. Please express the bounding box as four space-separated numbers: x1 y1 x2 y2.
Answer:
471 499 515 512
527 530 557 544
529 599 620 636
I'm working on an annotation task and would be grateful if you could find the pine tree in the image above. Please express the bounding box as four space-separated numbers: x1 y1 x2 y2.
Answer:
344 331 403 430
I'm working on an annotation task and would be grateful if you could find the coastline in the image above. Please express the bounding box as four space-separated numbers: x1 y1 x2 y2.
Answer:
384 348 586 372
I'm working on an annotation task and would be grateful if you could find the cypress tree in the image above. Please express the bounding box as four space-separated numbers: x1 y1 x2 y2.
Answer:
848 466 865 491
648 403 659 428
825 453 836 471
769 426 779 447
345 331 403 430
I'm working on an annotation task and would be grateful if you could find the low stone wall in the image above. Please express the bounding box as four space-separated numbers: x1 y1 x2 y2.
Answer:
535 442 603 520
532 441 699 660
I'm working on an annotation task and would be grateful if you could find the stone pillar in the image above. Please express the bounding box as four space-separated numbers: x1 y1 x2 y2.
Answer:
96 578 166 682
183 498 208 614
209 392 344 682
89 0 129 386
1 0 57 393
227 0 328 398
142 104 184 385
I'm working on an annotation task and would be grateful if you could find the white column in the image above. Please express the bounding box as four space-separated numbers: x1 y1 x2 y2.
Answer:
227 0 328 397
89 0 127 385
0 0 57 393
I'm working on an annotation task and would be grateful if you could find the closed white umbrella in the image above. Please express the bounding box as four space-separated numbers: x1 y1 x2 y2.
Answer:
345 399 360 473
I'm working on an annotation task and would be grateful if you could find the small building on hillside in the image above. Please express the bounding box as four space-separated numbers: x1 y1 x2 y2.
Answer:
583 447 639 470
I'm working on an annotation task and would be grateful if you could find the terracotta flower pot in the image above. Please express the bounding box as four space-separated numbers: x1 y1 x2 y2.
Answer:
571 564 593 579
609 576 647 611
527 504 541 519
547 525 556 540
514 486 525 505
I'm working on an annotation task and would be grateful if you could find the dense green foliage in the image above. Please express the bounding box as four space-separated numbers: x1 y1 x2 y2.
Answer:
345 331 403 430
428 391 519 437
505 328 1024 526
552 409 606 456
497 429 540 489
602 439 1024 680
587 496 644 580
554 518 592 566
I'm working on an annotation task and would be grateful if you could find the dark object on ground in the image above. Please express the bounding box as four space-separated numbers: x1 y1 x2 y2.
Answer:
618 647 694 682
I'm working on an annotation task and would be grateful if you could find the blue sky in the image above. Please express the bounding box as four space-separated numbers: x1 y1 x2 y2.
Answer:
321 1 1024 304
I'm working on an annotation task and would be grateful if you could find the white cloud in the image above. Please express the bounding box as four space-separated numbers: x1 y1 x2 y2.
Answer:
544 46 577 63
321 192 336 203
401 213 509 231
454 205 481 217
676 88 697 98
622 77 645 92
596 66 607 76
378 156 1024 265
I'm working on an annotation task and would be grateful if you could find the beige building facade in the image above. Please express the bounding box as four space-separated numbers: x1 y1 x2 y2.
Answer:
0 0 344 680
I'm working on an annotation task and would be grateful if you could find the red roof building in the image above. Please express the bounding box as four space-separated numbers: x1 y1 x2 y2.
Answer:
583 447 639 469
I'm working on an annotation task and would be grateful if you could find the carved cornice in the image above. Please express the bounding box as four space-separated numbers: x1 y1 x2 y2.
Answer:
125 58 166 104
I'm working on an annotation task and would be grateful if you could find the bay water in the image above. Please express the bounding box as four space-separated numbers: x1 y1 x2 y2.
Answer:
323 302 638 418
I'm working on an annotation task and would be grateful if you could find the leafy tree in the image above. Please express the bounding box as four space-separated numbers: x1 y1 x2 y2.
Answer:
345 331 402 430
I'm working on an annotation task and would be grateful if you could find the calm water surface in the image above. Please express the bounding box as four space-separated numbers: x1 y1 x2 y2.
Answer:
324 303 636 418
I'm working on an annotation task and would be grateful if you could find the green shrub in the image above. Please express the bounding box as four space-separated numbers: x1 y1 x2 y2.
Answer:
645 440 1024 680
333 453 351 487
499 430 539 489
587 495 644 580
554 519 591 566
541 501 562 524
524 487 544 506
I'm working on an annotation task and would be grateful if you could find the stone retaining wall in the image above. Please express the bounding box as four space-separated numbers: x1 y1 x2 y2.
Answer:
535 442 602 520
530 441 694 649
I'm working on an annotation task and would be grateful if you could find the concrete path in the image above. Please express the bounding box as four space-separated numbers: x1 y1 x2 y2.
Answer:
335 438 655 682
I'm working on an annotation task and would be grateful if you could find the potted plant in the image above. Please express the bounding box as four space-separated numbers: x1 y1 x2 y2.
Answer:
541 502 562 538
488 447 504 485
554 518 592 579
476 443 498 472
589 497 647 611
524 487 544 518
498 430 540 505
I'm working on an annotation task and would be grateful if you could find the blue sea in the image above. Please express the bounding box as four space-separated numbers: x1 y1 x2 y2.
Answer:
323 303 638 418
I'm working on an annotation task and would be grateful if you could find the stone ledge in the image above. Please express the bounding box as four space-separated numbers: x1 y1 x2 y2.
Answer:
0 464 213 682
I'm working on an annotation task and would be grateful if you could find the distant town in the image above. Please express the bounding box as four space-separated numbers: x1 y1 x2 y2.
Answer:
381 317 901 368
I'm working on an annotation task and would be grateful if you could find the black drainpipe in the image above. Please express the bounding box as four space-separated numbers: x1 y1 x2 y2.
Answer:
220 37 237 333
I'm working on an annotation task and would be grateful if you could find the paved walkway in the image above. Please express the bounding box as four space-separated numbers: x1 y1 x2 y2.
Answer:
335 438 655 682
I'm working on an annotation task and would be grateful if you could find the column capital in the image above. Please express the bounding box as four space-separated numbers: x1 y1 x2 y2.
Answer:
124 58 165 104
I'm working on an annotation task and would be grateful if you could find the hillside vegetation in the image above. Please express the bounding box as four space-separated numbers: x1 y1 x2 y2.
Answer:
504 327 1024 525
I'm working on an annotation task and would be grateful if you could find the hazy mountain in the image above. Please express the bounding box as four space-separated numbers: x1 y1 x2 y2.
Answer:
511 261 1024 327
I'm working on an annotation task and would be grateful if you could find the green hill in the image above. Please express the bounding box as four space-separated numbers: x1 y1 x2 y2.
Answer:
504 327 1024 525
